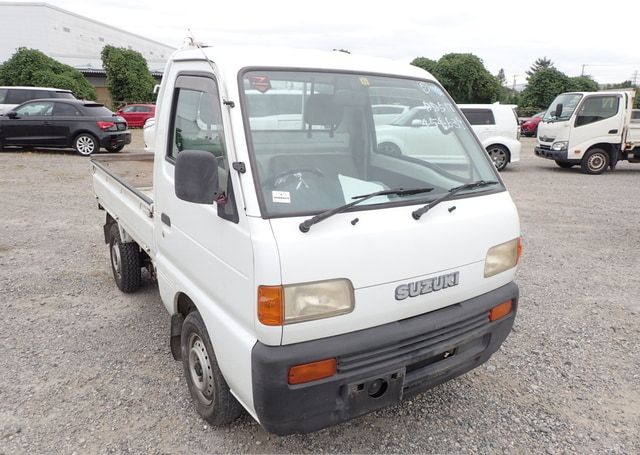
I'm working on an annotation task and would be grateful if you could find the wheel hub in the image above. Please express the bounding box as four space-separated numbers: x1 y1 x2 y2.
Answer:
111 243 121 280
589 154 605 170
77 136 95 155
188 335 214 402
488 148 507 168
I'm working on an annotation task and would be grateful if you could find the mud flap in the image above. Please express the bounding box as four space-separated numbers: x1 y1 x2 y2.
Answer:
170 314 185 360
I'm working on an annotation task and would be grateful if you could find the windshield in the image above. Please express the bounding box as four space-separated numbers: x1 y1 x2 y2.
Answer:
241 70 501 218
543 93 583 122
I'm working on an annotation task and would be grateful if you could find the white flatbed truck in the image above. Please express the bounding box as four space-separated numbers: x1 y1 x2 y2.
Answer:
535 90 640 173
91 45 522 434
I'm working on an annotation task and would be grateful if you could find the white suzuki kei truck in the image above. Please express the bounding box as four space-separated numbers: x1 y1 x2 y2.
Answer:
91 45 522 435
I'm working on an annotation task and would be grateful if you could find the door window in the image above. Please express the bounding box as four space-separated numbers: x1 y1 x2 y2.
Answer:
53 103 81 116
575 96 620 127
15 101 54 116
461 108 495 125
168 75 236 220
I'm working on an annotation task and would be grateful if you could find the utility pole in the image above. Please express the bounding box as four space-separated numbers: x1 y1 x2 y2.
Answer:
632 70 639 86
512 75 517 91
581 64 588 77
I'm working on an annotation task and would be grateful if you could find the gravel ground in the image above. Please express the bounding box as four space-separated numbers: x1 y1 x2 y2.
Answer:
1 134 639 454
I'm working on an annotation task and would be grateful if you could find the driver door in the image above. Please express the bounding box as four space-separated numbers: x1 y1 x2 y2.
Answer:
1 100 54 146
153 72 253 374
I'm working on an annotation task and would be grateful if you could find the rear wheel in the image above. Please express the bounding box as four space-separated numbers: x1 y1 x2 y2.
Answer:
555 160 574 169
486 144 510 171
580 148 609 175
108 224 141 293
74 133 98 156
181 311 242 426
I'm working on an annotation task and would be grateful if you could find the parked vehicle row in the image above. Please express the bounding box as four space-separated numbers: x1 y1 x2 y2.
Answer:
116 103 156 127
0 99 131 154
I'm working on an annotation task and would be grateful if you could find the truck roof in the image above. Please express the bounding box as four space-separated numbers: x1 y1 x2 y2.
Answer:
169 45 436 82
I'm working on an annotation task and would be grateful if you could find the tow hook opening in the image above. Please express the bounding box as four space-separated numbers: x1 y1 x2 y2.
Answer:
367 378 388 398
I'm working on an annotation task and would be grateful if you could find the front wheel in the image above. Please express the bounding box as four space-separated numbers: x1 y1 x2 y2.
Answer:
74 133 98 156
581 148 609 175
181 311 243 426
486 144 510 171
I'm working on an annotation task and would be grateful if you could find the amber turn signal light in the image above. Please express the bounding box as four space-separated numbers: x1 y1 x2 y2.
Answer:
258 285 283 326
489 300 513 322
516 237 523 265
288 358 337 385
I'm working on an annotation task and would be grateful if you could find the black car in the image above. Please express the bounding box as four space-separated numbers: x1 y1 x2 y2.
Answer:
0 99 131 155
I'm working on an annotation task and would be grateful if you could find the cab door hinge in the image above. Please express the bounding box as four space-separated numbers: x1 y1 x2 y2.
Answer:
232 162 246 173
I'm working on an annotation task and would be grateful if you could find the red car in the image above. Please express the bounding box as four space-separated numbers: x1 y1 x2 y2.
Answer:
520 111 545 137
116 104 156 128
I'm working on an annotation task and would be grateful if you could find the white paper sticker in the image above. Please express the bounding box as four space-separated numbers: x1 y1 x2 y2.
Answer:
272 191 291 204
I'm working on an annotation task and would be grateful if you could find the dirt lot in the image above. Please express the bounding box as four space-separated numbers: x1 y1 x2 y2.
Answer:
1 134 639 454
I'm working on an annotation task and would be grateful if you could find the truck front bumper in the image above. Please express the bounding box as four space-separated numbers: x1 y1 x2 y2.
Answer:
251 281 519 435
535 146 568 160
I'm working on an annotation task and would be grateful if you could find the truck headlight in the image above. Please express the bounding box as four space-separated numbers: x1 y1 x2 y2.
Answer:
551 141 568 151
284 279 354 324
484 238 522 278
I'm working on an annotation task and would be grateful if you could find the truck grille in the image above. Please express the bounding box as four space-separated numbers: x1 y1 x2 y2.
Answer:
538 144 551 151
337 310 489 374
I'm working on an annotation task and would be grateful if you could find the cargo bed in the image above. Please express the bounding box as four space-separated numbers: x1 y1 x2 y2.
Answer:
91 153 155 258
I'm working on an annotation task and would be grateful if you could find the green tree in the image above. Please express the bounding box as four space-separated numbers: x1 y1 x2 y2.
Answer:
526 57 554 79
101 45 155 105
496 68 507 87
568 75 599 92
411 57 438 74
0 48 96 100
432 53 499 103
520 67 571 110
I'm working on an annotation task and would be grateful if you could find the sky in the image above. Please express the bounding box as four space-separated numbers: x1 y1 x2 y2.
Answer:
21 0 640 86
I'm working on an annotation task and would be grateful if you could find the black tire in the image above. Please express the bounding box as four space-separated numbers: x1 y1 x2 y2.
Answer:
486 144 510 171
555 160 574 169
181 311 242 426
108 224 141 293
106 144 125 153
74 133 99 156
580 148 609 175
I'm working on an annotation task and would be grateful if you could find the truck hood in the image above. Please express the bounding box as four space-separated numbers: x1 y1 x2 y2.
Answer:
269 191 520 344
538 120 570 144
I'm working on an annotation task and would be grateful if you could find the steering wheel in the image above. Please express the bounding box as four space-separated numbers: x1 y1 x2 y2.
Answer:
264 167 325 189
437 118 454 135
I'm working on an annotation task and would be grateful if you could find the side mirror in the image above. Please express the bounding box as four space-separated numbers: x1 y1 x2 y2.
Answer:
554 103 563 119
7 111 18 119
174 150 219 204
411 119 423 127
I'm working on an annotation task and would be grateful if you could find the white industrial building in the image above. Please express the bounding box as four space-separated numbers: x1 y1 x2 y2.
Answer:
0 1 176 103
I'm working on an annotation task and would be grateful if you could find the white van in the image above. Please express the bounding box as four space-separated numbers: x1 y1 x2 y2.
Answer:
91 45 522 435
0 86 75 114
458 104 521 171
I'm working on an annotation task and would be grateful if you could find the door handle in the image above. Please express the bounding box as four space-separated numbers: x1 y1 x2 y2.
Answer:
42 122 51 126
608 129 618 134
161 213 171 227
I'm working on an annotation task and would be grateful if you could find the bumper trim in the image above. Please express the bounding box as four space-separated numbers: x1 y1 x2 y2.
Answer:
535 146 569 160
252 282 519 435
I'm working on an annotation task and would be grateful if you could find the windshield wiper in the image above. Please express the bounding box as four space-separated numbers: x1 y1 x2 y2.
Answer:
299 187 434 233
411 180 499 220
